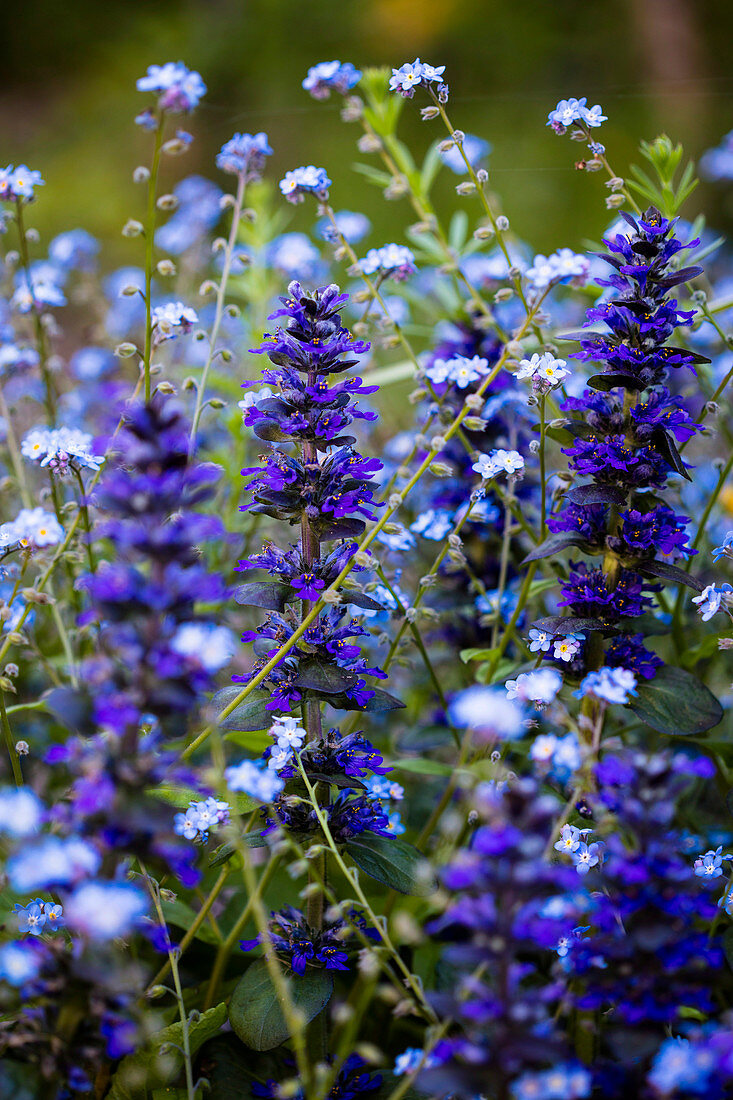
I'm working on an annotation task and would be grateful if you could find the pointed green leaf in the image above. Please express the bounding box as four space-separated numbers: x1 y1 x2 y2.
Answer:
229 960 332 1051
629 665 723 736
345 834 437 896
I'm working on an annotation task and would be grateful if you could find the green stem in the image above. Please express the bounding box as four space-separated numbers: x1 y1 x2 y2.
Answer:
72 467 97 574
142 117 166 404
15 199 56 425
0 689 22 786
189 171 246 450
0 387 32 508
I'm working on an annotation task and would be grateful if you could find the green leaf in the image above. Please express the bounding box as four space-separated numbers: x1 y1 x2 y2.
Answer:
345 834 437 895
209 833 268 867
294 659 357 694
160 899 219 945
212 688 272 733
234 581 293 611
389 758 453 777
148 784 254 816
629 665 723 736
228 960 333 1051
224 730 271 753
460 646 498 663
108 1003 227 1098
522 532 588 565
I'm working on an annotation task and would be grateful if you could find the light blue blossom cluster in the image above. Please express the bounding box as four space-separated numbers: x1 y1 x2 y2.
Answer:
151 300 198 340
389 58 446 98
448 684 526 741
279 165 332 203
693 845 732 879
170 622 237 672
393 1046 441 1075
174 797 230 842
216 131 273 180
472 448 525 479
21 426 104 472
514 351 570 393
505 667 563 706
554 824 602 875
302 60 362 99
13 899 64 935
528 627 585 662
511 1063 591 1099
530 732 582 780
692 582 733 622
526 248 590 289
0 165 45 203
136 61 207 113
546 96 606 133
575 666 638 705
0 507 63 550
358 243 416 281
225 758 285 802
425 352 490 389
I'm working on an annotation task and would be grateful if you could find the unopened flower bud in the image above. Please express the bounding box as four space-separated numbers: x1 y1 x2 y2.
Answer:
161 138 189 156
156 259 176 276
4 663 18 678
384 177 408 200
133 166 150 183
456 181 476 195
25 227 39 243
496 215 510 231
476 168 489 183
341 95 363 122
494 288 513 302
15 740 29 756
155 381 176 395
420 105 439 120
718 637 733 650
321 588 342 605
585 158 603 172
354 551 371 567
429 461 453 477
199 280 218 296
473 225 494 240
705 401 719 416
430 434 447 452
605 176 625 191
529 439 540 454
357 133 382 154
115 342 138 358
463 416 485 431
408 388 426 404
388 493 403 509
439 138 456 152
156 194 178 211
120 283 140 297
606 193 625 209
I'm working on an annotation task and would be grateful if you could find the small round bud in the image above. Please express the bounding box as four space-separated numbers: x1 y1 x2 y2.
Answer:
705 401 719 416
388 493 403 509
225 303 241 318
439 138 456 152
15 740 29 756
430 434 447 452
456 181 476 195
476 167 489 183
212 237 228 254
155 381 176 395
605 176 625 191
429 461 453 477
120 284 140 297
494 287 513 302
115 343 138 359
156 194 179 211
353 551 371 567
529 439 540 454
208 397 226 409
448 534 463 549
585 158 603 172
133 166 150 183
4 250 19 268
496 215 510 232
463 416 485 431
321 588 342 605
473 225 494 240
357 133 382 154
156 259 176 276
219 193 237 210
122 219 144 238
606 193 625 209
199 280 218 297
341 96 364 122
549 417 570 429
25 227 40 243
4 663 19 679
161 138 189 156
384 177 408 200
691 289 707 304
420 105 439 120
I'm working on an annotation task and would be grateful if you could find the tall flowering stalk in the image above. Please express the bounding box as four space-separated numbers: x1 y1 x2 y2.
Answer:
539 208 716 728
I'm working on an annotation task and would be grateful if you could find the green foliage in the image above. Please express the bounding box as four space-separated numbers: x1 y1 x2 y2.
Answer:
629 665 724 736
345 834 437 895
108 1003 227 1099
228 960 332 1052
628 135 697 218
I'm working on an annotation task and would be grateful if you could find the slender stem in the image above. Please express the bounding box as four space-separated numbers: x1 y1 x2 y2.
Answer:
202 853 281 1010
293 754 437 1022
189 172 246 450
491 479 516 649
144 870 196 1100
15 200 56 424
72 467 97 574
147 866 230 991
142 117 166 403
0 388 32 508
539 394 547 539
0 689 23 786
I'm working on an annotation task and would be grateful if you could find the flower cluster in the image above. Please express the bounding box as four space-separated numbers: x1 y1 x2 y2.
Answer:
358 243 416 281
389 58 446 99
303 60 362 99
280 166 332 202
21 425 104 472
242 905 375 974
547 96 606 133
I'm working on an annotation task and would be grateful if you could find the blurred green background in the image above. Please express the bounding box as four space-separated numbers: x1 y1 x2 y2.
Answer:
2 0 733 257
